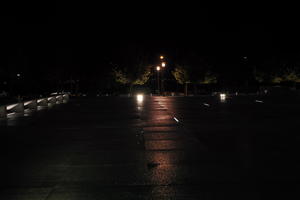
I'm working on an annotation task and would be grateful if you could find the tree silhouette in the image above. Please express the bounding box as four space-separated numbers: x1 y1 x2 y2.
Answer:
200 71 217 84
172 64 191 96
112 63 152 94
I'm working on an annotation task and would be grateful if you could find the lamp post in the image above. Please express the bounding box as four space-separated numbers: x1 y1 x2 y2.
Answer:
161 59 166 95
156 66 161 95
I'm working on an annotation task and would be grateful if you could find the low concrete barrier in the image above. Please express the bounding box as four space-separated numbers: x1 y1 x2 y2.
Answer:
7 103 24 113
56 95 63 104
24 100 38 110
37 98 48 106
0 93 70 118
63 94 69 103
48 97 57 104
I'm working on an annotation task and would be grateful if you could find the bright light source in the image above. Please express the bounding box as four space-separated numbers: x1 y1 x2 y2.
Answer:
156 66 161 71
160 56 164 59
220 93 226 102
173 117 179 123
137 94 144 103
162 62 166 67
17 74 21 77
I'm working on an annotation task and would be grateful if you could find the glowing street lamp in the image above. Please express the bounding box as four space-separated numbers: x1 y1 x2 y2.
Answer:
220 93 226 102
136 94 144 103
156 66 161 94
160 55 164 60
161 62 166 67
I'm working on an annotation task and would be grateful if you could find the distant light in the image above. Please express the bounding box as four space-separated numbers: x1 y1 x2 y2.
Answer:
162 62 166 67
255 100 264 103
137 94 144 103
156 66 161 71
17 74 21 77
220 93 226 102
203 103 210 107
173 117 179 123
243 56 247 60
160 56 164 59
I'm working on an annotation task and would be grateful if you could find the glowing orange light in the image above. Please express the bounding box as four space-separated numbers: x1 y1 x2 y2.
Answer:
156 66 161 71
162 62 166 67
160 56 164 59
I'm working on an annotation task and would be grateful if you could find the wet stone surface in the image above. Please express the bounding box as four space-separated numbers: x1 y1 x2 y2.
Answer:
0 96 299 199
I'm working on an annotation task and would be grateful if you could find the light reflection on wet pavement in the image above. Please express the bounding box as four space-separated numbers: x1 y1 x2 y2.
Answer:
1 95 300 199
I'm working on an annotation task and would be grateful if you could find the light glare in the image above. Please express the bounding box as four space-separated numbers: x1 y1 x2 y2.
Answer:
137 94 144 103
173 117 179 123
220 93 226 102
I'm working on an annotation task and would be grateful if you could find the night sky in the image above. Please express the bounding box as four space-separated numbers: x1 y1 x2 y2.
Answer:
1 3 300 86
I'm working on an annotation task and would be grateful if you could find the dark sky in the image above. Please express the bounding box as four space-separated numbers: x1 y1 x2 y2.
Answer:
2 2 300 73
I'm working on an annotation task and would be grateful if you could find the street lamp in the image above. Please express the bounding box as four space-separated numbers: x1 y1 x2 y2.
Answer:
160 55 164 60
136 94 144 103
161 62 166 67
220 93 226 102
156 66 161 95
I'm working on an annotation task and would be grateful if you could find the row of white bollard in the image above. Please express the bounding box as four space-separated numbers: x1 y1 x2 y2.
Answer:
0 94 69 118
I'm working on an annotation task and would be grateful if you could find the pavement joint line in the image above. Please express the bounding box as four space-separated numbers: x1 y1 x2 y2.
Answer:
173 117 179 123
150 98 204 145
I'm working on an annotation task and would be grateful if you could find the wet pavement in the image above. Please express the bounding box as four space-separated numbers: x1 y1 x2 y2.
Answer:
0 95 299 199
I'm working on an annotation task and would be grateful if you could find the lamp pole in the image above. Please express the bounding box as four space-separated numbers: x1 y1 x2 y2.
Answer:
156 66 161 95
160 56 166 95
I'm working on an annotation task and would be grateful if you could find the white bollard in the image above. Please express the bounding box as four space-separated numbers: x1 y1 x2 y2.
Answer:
37 98 48 106
7 103 24 113
0 106 7 118
24 99 38 110
48 97 56 104
56 95 63 104
63 94 69 103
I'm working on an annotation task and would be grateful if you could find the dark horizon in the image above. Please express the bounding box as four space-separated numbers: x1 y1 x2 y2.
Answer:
2 3 300 96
